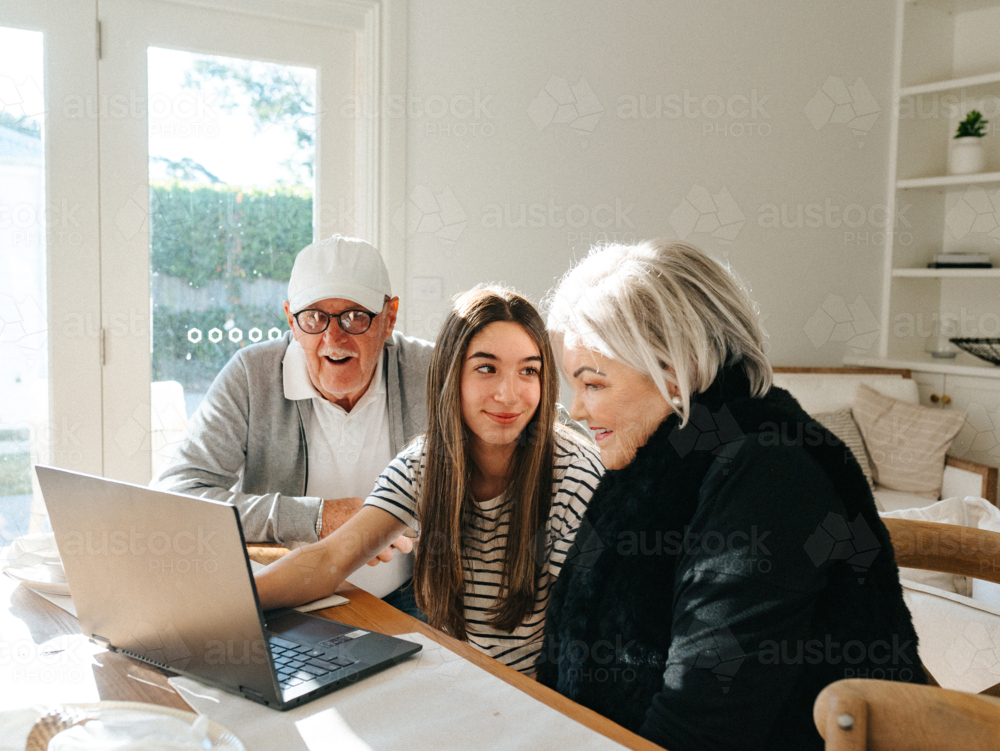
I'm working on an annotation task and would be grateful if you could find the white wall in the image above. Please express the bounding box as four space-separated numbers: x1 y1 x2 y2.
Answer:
398 0 897 366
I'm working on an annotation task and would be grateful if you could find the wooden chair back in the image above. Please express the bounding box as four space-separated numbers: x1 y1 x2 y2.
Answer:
884 517 1000 587
884 516 1000 695
814 678 1000 750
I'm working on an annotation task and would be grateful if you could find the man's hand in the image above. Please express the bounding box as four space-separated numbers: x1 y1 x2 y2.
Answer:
318 497 364 538
366 535 414 566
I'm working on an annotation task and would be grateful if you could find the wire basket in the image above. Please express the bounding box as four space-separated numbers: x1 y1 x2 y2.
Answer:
949 338 1000 365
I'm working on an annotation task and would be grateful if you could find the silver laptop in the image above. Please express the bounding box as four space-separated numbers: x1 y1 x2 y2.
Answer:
35 465 421 710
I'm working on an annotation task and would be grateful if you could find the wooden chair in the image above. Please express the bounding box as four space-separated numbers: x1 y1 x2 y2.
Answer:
885 516 1000 592
246 542 291 567
884 516 1000 696
814 679 1000 750
815 519 1000 746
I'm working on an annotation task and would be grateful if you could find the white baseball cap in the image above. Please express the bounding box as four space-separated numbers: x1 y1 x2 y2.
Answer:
287 235 392 314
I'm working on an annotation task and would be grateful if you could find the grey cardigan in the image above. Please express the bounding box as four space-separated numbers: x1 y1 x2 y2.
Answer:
152 330 435 543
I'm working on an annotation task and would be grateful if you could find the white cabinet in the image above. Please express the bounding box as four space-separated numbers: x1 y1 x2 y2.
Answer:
913 371 946 407
914 370 1000 468
881 0 1000 368
846 1 1000 484
940 374 1000 467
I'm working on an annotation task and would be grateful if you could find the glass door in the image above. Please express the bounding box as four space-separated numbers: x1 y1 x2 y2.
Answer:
98 0 361 483
146 48 318 477
0 26 45 540
0 0 101 542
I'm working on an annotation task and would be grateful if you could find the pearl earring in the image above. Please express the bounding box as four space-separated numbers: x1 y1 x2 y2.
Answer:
671 396 683 408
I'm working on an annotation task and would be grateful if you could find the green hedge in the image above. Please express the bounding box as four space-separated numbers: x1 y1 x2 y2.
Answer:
0 452 32 496
150 181 311 393
150 180 312 286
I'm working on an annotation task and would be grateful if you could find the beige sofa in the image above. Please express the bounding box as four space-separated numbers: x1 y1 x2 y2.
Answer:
772 367 998 511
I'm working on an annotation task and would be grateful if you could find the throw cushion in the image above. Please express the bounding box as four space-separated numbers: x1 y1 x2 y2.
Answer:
852 383 966 500
814 408 876 490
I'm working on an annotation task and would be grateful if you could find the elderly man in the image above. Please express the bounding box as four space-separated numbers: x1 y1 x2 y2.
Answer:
153 235 433 612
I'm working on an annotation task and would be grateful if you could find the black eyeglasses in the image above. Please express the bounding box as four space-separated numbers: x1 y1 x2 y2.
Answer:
293 307 379 336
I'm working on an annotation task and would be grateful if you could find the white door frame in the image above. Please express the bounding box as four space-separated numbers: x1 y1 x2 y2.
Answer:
96 0 406 483
132 0 407 287
0 0 103 480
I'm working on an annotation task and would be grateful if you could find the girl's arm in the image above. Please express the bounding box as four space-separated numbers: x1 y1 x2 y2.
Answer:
254 505 408 609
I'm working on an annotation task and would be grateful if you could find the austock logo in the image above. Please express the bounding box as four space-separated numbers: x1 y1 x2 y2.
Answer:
804 76 880 146
0 292 46 368
946 622 1000 685
126 620 193 670
945 186 1000 242
0 74 44 122
559 517 605 572
113 403 155 459
538 634 640 684
804 512 880 583
391 185 468 244
3 634 98 685
668 403 746 470
956 402 1000 463
673 620 746 694
528 76 604 134
803 294 879 354
668 186 745 243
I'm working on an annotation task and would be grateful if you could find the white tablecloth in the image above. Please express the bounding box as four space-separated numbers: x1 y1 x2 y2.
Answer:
169 632 627 751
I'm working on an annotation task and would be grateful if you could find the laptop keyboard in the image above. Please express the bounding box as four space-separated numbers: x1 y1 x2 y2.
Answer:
268 636 357 690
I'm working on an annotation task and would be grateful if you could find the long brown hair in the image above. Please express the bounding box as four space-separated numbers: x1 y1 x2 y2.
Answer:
413 285 558 640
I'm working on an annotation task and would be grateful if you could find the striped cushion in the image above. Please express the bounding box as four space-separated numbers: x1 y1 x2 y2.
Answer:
852 383 966 500
814 408 875 490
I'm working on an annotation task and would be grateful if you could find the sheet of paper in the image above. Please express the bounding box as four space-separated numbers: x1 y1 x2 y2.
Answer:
169 632 626 751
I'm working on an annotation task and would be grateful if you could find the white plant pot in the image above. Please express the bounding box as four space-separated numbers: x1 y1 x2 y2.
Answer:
949 136 986 175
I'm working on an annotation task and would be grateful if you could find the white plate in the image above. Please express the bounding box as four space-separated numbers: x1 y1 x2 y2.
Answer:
3 533 61 566
2 566 71 596
29 701 245 750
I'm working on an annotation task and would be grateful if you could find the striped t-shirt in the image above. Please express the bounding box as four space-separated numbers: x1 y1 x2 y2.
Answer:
364 430 604 675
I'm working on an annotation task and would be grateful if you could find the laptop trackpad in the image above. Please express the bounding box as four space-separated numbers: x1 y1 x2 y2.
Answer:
265 610 358 646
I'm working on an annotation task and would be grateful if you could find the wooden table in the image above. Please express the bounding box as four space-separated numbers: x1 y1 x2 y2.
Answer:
0 562 660 750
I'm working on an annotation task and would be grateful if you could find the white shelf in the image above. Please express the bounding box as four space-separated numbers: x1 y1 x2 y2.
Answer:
892 268 1000 277
880 0 1000 380
897 172 1000 189
844 355 1000 378
900 69 1000 96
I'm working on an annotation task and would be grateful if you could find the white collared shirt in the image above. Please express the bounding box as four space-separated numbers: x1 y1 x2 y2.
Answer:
282 339 409 597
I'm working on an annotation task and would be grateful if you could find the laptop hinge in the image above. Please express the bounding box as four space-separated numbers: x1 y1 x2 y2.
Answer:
240 686 268 705
91 634 112 650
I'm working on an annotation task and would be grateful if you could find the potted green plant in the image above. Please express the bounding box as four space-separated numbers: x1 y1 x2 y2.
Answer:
949 110 989 175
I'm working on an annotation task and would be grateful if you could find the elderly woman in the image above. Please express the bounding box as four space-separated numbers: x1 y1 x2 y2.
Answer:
537 240 924 751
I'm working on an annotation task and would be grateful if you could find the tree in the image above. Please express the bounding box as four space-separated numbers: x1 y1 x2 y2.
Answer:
150 156 223 184
0 110 40 138
182 59 315 182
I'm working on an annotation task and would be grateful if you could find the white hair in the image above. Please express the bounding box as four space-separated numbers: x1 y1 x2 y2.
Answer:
546 239 772 427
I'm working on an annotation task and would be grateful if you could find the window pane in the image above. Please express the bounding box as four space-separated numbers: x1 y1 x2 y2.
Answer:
0 26 46 543
147 48 315 476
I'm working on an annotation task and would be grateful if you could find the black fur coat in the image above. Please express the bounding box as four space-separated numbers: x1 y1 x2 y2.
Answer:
537 366 924 751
